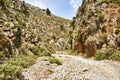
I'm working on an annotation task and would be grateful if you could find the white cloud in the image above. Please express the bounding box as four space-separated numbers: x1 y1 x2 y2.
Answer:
25 0 47 9
70 0 82 10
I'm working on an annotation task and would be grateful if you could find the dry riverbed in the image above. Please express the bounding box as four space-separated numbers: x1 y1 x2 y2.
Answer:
21 52 120 80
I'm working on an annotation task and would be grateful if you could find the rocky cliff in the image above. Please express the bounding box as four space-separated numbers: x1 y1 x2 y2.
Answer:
0 0 72 59
0 0 120 60
73 0 120 57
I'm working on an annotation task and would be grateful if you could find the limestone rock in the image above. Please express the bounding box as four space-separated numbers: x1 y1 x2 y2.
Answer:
73 0 120 56
0 0 72 58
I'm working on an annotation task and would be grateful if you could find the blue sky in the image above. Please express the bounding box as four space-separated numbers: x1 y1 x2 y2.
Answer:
24 0 82 19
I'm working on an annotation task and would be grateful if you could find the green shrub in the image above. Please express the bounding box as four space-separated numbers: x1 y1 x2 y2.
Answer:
8 55 37 68
85 36 96 44
60 24 64 30
77 33 82 41
98 34 107 43
99 0 120 5
0 0 9 8
79 4 86 13
0 63 22 80
49 57 62 65
0 51 4 59
97 12 104 22
65 50 78 55
38 52 51 57
99 0 112 4
29 46 40 55
46 8 51 15
69 29 73 35
110 51 120 61
0 55 38 80
13 26 22 48
95 50 107 60
95 48 120 61
22 1 29 16
39 46 45 52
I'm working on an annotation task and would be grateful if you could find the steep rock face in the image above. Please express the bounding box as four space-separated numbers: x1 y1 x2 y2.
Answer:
0 0 72 58
73 0 120 57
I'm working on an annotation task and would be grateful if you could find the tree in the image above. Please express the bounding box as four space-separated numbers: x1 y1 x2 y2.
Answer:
46 8 51 15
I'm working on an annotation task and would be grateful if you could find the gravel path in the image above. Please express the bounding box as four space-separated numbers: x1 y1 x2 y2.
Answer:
21 52 120 80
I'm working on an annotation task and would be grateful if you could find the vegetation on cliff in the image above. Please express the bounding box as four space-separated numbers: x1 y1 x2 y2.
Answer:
0 0 71 79
0 0 120 79
73 0 120 60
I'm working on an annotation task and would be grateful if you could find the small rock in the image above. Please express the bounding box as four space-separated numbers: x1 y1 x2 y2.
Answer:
82 68 89 73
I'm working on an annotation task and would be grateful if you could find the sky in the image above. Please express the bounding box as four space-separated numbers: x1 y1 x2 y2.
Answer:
24 0 82 19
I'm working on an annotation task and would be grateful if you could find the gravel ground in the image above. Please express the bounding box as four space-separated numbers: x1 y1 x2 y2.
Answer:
21 52 120 80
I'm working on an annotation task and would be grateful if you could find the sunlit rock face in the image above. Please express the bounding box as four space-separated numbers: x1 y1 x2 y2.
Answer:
0 0 72 58
73 0 120 56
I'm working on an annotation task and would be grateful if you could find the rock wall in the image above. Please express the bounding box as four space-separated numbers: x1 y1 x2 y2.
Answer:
0 0 72 58
73 0 120 57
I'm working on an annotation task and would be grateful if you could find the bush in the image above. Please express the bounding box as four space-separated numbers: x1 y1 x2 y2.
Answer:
95 50 108 60
8 55 37 68
65 50 78 55
39 46 45 52
49 57 62 65
0 51 4 59
69 29 73 35
98 33 107 43
0 55 38 80
22 1 29 16
60 25 64 30
79 4 86 13
110 51 120 61
29 46 40 55
38 52 51 57
77 33 82 41
99 0 120 5
46 8 51 15
13 26 22 48
0 0 9 8
95 48 120 61
85 36 96 45
99 0 112 4
0 63 22 80
97 12 104 22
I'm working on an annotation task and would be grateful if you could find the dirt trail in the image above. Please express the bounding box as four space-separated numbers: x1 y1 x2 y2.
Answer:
21 52 120 80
